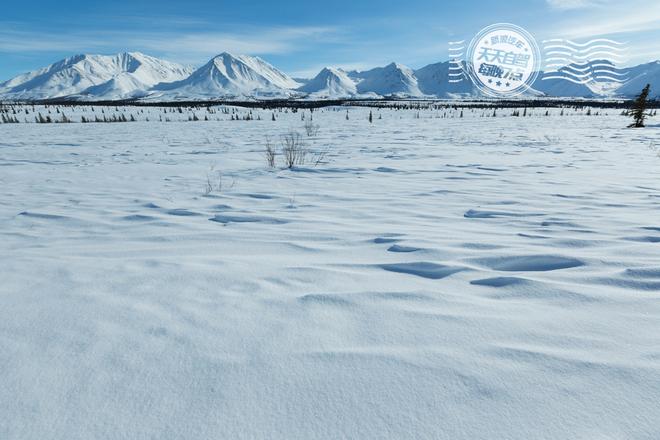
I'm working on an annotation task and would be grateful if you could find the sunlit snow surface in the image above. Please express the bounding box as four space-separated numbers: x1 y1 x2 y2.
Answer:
1 107 660 439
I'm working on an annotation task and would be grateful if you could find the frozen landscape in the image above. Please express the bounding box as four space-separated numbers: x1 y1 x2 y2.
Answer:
1 104 659 439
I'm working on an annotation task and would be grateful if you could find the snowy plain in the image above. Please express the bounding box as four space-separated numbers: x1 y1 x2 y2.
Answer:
1 106 660 439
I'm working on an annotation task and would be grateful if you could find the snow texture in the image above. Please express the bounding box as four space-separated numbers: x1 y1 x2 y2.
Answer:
1 107 660 439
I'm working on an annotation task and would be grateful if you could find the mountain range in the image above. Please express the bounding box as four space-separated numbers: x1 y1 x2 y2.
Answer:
1 52 659 101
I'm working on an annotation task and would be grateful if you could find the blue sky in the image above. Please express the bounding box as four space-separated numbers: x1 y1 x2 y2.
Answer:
1 0 660 80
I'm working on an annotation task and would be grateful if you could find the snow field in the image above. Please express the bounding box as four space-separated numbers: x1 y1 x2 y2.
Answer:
1 107 659 439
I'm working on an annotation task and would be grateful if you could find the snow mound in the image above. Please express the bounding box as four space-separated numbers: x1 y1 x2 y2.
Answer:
474 255 586 272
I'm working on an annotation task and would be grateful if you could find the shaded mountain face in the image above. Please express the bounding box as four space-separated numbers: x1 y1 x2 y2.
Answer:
0 53 193 100
414 61 476 97
616 61 660 98
531 60 622 98
532 75 596 99
151 53 300 99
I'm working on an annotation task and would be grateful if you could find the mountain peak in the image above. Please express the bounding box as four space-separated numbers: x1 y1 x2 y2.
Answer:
319 67 346 75
299 66 357 97
152 52 299 99
213 52 266 63
352 62 421 96
385 62 412 72
0 52 192 100
214 51 238 59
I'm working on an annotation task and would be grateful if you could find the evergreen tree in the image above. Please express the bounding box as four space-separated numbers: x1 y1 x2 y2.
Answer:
628 84 651 128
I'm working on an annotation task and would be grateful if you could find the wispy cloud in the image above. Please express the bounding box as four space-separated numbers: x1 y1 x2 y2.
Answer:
537 1 660 66
546 0 610 10
0 28 108 52
0 23 343 66
133 27 341 64
548 4 660 38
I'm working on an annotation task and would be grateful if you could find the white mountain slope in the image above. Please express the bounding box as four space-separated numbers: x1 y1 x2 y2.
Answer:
298 67 358 97
350 63 423 97
0 52 193 100
616 61 660 98
88 53 194 99
152 53 301 99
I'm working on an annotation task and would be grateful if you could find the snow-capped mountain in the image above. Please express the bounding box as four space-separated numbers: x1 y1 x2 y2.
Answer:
414 61 476 97
350 63 423 97
0 52 193 100
152 53 300 99
532 60 619 98
616 61 660 98
298 67 358 97
2 50 660 101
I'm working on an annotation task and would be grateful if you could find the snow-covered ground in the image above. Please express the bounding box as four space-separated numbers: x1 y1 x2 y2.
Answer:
1 107 659 439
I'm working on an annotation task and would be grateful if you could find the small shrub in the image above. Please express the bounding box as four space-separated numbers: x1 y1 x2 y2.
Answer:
281 131 306 169
204 165 223 195
311 146 330 167
265 136 276 168
304 120 320 137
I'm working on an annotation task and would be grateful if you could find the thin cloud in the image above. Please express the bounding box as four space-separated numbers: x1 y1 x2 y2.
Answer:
0 29 110 52
546 0 610 10
548 5 660 38
0 24 342 65
536 1 660 66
